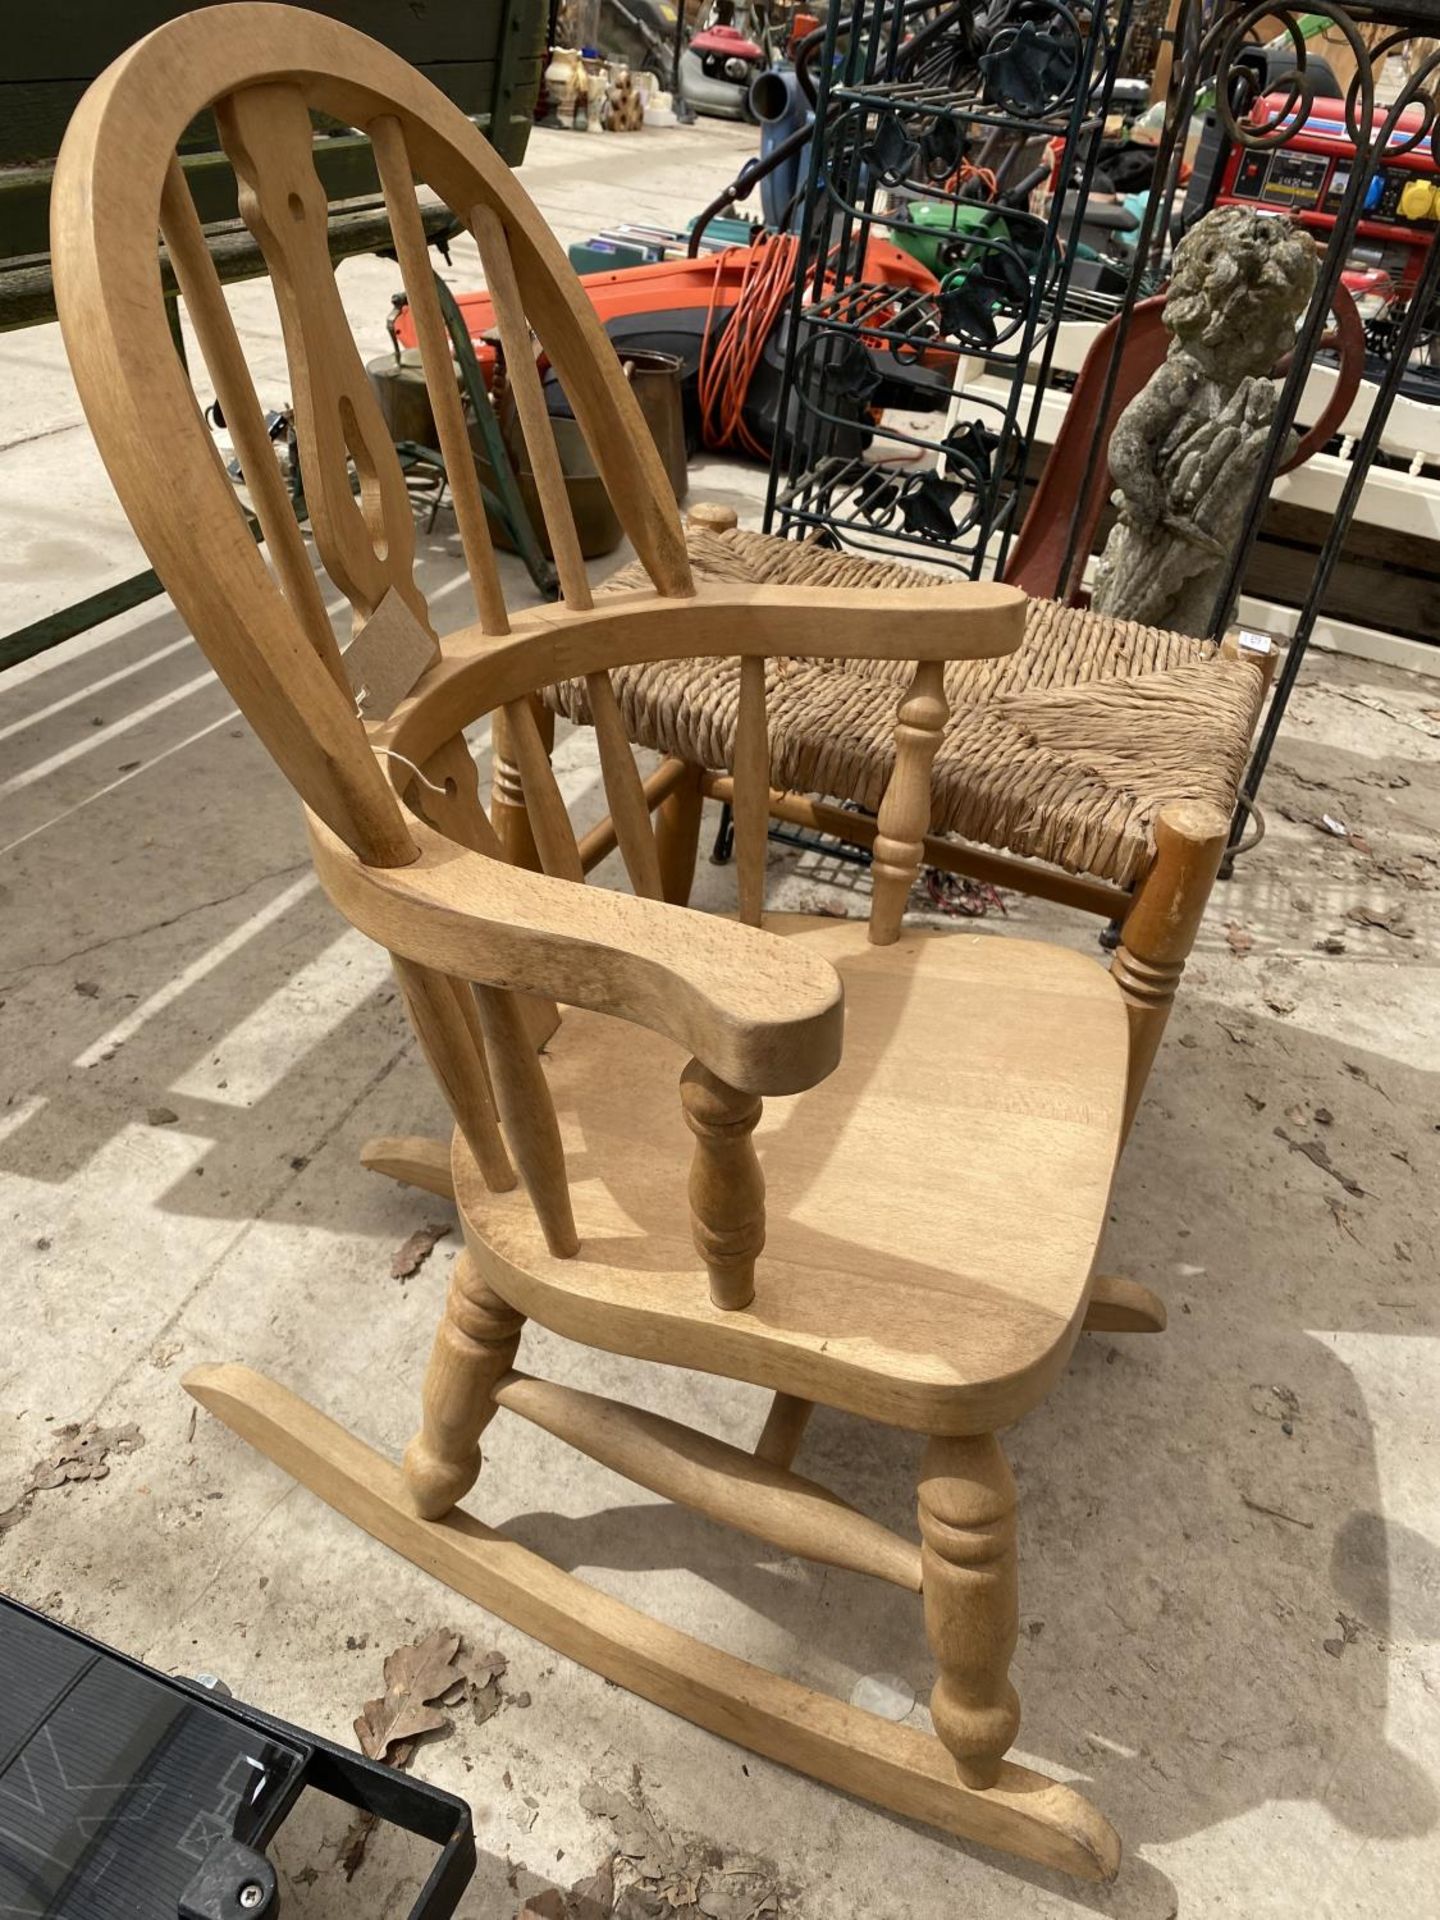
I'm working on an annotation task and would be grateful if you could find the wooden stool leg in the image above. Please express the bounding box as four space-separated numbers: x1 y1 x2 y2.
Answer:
918 1433 1021 1791
1111 801 1229 1141
402 1250 524 1521
754 1392 815 1468
656 760 705 906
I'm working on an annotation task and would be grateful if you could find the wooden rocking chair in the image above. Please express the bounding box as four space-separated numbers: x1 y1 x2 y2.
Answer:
56 3 1143 1881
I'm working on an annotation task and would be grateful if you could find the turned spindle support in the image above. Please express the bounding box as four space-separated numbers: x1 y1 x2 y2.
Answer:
1111 801 1229 1140
680 1060 765 1309
918 1432 1021 1791
490 700 549 873
403 1249 524 1520
870 658 949 946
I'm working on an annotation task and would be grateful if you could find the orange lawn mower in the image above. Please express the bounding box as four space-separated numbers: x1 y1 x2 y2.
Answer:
392 226 946 470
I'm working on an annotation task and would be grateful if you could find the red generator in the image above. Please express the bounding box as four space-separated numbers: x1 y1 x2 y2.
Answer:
1216 93 1440 317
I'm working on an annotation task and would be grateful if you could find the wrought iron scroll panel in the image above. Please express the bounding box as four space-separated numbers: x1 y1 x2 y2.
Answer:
766 0 1138 581
767 1 1440 863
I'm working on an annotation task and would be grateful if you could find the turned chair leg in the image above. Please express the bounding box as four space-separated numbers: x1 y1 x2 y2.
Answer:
656 760 705 906
1110 800 1229 1142
753 1391 815 1468
918 1433 1021 1791
403 1250 524 1521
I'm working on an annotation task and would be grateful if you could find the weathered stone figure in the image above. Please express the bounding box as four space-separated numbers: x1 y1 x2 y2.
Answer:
1091 206 1316 637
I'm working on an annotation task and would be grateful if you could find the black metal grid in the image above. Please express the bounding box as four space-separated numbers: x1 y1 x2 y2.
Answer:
768 0 1137 578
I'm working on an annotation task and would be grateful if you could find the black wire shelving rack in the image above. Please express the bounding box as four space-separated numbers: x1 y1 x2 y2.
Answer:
768 0 1440 860
766 0 1138 578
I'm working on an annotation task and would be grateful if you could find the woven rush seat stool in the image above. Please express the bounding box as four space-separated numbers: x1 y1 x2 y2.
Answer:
527 511 1267 1136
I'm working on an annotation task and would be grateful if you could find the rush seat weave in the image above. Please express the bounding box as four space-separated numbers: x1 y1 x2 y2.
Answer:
549 526 1265 889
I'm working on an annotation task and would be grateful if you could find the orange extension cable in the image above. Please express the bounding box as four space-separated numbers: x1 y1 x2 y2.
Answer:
698 233 801 459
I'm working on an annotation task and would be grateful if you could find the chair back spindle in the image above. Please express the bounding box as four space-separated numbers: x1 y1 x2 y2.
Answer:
370 114 509 637
473 984 579 1258
502 695 586 884
159 157 345 688
585 671 665 900
472 201 592 612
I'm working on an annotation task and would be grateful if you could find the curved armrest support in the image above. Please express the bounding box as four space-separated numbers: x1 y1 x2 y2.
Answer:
308 812 844 1097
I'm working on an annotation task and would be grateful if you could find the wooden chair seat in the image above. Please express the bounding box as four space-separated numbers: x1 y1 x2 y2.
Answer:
455 915 1128 1435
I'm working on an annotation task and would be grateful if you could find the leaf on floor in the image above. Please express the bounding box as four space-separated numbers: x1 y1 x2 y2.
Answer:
568 1857 617 1918
1342 1061 1391 1101
469 1646 509 1726
337 1810 379 1881
1224 921 1254 958
579 1778 784 1918
1344 904 1415 940
518 1892 569 1920
1217 1020 1255 1047
391 1222 452 1279
1273 1127 1366 1198
354 1628 466 1764
0 1422 144 1539
1322 1611 1363 1658
514 1862 618 1920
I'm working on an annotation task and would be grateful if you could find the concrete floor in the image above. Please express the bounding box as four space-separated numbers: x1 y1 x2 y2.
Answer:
2 118 1439 1920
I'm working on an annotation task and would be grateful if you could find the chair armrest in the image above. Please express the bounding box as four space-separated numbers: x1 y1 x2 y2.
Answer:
394 579 1029 731
551 577 1029 669
307 812 844 1096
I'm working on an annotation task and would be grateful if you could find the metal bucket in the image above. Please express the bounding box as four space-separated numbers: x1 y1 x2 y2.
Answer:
617 348 689 504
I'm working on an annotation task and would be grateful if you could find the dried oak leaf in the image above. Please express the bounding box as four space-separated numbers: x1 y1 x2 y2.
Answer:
391 1222 451 1279
0 1422 144 1537
1345 904 1414 940
470 1646 509 1727
1224 921 1254 958
519 1893 569 1920
338 1810 379 1880
1273 1127 1365 1198
355 1628 465 1764
569 1856 617 1918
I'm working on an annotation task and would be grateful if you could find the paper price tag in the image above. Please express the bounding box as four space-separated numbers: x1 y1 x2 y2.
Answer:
343 587 441 721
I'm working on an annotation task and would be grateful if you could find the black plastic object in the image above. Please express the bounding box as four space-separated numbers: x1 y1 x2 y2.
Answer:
0 1596 475 1919
178 1839 278 1919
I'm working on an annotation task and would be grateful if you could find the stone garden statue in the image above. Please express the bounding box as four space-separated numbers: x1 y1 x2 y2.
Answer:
1090 205 1317 637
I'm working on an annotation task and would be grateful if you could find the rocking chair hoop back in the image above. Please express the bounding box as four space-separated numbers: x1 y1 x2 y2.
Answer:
54 2 1132 1886
52 0 692 868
